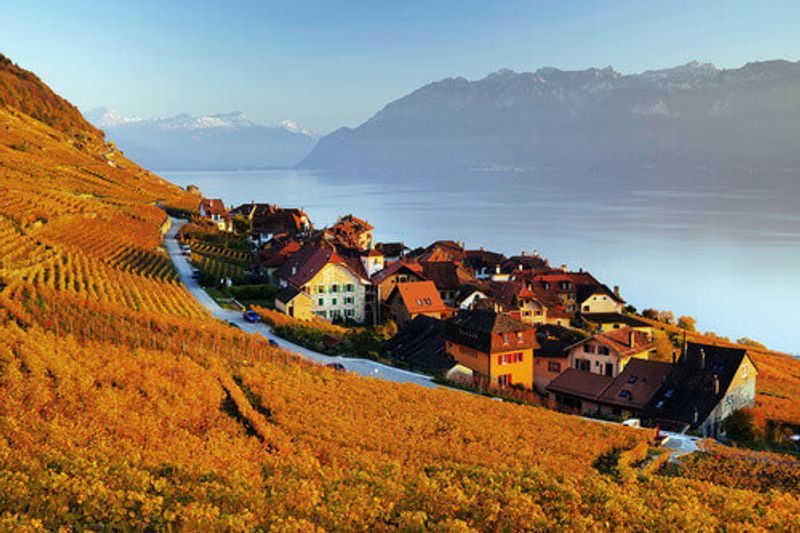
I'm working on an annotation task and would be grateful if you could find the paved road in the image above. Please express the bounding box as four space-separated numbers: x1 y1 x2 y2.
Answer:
165 218 438 388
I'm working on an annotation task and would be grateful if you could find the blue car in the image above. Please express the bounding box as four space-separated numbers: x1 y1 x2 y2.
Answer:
243 310 261 323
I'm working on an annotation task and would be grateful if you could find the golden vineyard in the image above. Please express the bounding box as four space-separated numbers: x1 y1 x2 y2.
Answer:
1 55 800 530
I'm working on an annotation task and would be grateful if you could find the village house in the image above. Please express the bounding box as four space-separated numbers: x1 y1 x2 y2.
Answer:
581 312 653 335
523 270 623 317
409 240 467 264
230 202 311 242
420 261 477 306
324 214 374 251
547 358 673 417
371 260 427 301
500 251 549 275
455 284 489 310
385 280 451 327
532 324 578 393
277 244 371 323
444 310 536 389
464 248 507 280
374 242 408 262
641 342 758 438
567 327 655 378
274 285 314 320
490 280 549 325
259 238 303 284
199 198 232 232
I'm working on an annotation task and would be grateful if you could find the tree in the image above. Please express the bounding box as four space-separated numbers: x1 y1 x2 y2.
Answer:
677 315 696 332
724 408 762 443
651 330 676 362
657 310 675 325
641 308 659 320
736 337 766 350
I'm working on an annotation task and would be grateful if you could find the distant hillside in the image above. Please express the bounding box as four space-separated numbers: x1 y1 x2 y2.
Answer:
0 53 103 142
302 60 800 173
85 107 317 170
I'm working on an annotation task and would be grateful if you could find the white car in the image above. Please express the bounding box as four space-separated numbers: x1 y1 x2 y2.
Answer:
181 244 192 255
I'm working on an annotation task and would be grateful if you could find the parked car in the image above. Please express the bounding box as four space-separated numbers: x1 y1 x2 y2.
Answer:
181 244 192 255
243 310 261 323
268 339 279 348
326 363 346 371
227 321 241 329
191 269 201 279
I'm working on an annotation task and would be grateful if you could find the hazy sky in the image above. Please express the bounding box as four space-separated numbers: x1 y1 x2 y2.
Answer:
1 0 798 133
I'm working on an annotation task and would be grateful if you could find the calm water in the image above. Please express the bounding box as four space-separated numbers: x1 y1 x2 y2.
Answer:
160 168 800 354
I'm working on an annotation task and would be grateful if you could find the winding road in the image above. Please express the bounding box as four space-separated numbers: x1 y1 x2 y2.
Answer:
165 218 438 388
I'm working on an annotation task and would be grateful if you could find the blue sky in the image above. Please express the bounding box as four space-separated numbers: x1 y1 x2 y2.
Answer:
1 0 798 133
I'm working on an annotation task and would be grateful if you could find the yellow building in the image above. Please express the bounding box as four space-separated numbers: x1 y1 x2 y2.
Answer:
444 310 536 389
278 244 371 323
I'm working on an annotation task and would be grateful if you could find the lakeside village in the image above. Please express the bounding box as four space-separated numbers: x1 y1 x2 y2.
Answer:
186 196 760 442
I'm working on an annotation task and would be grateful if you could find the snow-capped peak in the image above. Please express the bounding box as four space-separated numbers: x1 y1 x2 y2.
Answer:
84 106 141 128
281 119 315 137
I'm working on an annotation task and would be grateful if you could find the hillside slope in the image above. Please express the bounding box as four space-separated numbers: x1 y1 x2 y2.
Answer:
1 53 800 530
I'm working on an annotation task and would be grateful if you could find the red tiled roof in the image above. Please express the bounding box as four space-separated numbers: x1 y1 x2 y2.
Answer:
572 327 655 358
200 198 227 216
389 281 449 314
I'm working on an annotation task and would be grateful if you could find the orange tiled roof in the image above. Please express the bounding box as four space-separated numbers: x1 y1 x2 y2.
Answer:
392 281 449 314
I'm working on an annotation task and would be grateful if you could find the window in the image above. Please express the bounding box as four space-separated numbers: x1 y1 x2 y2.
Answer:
424 298 432 305
598 346 610 355
627 376 638 384
346 283 354 292
517 332 524 342
331 298 338 305
330 284 339 293
503 333 511 345
656 400 665 409
345 296 354 305
548 361 561 373
583 305 590 312
317 298 324 306
317 285 325 294
345 309 354 317
576 359 590 372
316 310 327 318
619 390 631 399
416 299 423 306
583 344 593 353
498 374 512 386
498 355 505 366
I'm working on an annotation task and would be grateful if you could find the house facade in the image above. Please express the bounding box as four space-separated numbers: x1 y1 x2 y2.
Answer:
444 310 536 389
278 245 370 323
642 342 758 438
199 198 232 232
567 327 655 378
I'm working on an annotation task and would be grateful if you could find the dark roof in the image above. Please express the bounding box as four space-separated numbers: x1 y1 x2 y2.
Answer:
547 369 614 401
445 310 533 353
200 198 227 216
569 327 655 358
375 242 408 257
383 315 453 372
641 342 752 429
501 254 549 273
534 324 576 359
577 283 624 305
464 249 507 271
410 241 466 263
278 244 333 287
597 359 674 410
421 261 475 291
581 312 649 328
275 285 306 305
371 259 425 284
547 360 673 411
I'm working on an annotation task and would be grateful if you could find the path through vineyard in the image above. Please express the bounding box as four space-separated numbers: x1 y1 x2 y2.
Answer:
166 218 438 388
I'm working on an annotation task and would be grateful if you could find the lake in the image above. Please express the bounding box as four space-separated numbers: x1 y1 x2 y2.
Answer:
159 168 800 355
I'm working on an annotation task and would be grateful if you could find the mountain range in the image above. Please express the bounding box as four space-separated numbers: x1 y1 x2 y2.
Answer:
84 107 318 170
301 60 800 173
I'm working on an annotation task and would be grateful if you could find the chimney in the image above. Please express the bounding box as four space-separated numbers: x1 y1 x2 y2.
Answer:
713 374 720 395
518 264 523 271
613 285 620 297
495 264 501 274
671 349 677 365
579 267 583 273
521 250 526 257
560 264 567 272
629 330 635 349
